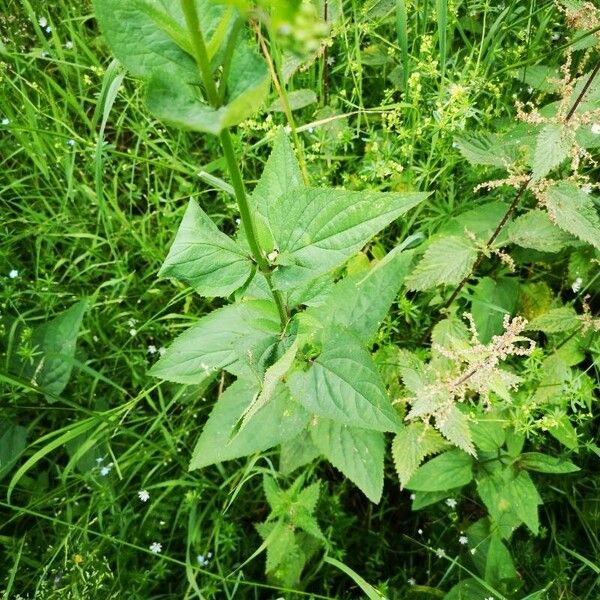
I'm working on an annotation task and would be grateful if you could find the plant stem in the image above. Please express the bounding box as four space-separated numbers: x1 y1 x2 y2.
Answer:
180 0 288 326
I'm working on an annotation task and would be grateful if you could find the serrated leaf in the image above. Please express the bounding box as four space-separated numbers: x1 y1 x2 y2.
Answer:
436 405 476 456
471 277 519 343
311 418 385 503
470 415 506 452
441 202 510 243
518 65 561 92
406 449 473 492
268 188 425 289
252 129 304 220
507 209 575 252
263 474 281 509
406 236 479 291
149 300 280 384
519 452 580 474
159 199 253 297
527 306 580 333
454 132 517 167
392 422 447 488
532 124 571 180
189 380 309 469
545 182 600 250
288 329 401 432
26 301 88 400
303 246 414 343
279 429 320 474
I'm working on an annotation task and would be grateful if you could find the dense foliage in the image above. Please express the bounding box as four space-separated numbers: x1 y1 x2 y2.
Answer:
1 0 599 598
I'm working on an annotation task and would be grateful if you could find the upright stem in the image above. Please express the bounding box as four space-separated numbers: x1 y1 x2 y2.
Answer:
180 0 288 325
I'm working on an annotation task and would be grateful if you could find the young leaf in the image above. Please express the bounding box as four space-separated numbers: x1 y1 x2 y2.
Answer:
527 306 580 333
406 449 474 492
518 452 580 474
391 422 448 488
311 418 385 503
436 404 476 456
302 246 414 343
545 182 600 250
149 300 280 384
506 209 575 253
159 199 253 297
406 236 479 291
189 379 309 470
454 132 517 167
532 123 570 180
252 128 304 220
288 329 402 432
268 188 425 289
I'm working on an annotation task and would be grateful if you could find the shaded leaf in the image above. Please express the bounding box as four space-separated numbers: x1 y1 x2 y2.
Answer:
406 449 474 492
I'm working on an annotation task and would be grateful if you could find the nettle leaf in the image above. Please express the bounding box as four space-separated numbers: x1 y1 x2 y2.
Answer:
146 39 269 134
506 209 575 253
25 300 88 400
527 306 580 333
159 199 253 297
471 277 519 343
392 422 448 489
519 452 580 474
406 449 474 492
545 182 600 250
406 236 479 291
268 187 425 289
436 405 476 456
470 415 506 453
311 418 385 503
149 300 280 384
302 246 414 344
279 429 320 475
532 123 571 180
252 129 304 220
189 379 309 469
288 329 401 432
454 132 517 167
441 201 510 243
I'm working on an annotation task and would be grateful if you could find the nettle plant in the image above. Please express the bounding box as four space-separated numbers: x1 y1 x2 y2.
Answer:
94 0 598 593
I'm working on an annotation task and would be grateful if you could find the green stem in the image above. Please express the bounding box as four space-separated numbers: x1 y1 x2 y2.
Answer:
180 0 288 326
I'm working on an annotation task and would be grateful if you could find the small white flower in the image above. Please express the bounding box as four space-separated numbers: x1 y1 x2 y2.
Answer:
100 466 111 476
326 56 335 66
95 457 104 463
308 127 314 133
527 86 534 94
1 118 9 125
158 346 166 357
127 318 136 327
148 345 157 355
417 528 423 535
470 547 477 554
582 183 593 194
592 123 600 135
149 542 162 554
197 553 211 566
410 493 416 500
45 26 52 33
67 139 75 146
445 498 457 509
459 535 468 545
435 548 445 558
9 269 18 279
138 490 150 502
407 578 416 586
38 16 48 27
65 40 73 49
571 277 583 293
551 33 560 41
129 328 137 337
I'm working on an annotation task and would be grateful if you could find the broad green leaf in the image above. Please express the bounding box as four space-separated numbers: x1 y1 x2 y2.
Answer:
406 449 473 492
288 329 401 432
440 201 510 243
311 418 385 503
265 521 296 572
26 301 88 400
548 415 579 450
406 236 479 291
268 188 425 289
149 300 280 384
392 422 447 488
519 452 580 474
518 65 561 92
510 471 542 534
252 129 304 220
545 182 600 250
189 379 309 469
532 124 570 180
444 579 491 600
159 199 253 297
471 415 506 453
436 405 475 456
412 489 462 510
527 306 580 333
302 246 414 343
279 429 320 475
0 422 27 480
485 534 518 584
506 209 575 252
267 89 317 112
145 39 270 134
471 277 519 343
454 132 517 167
